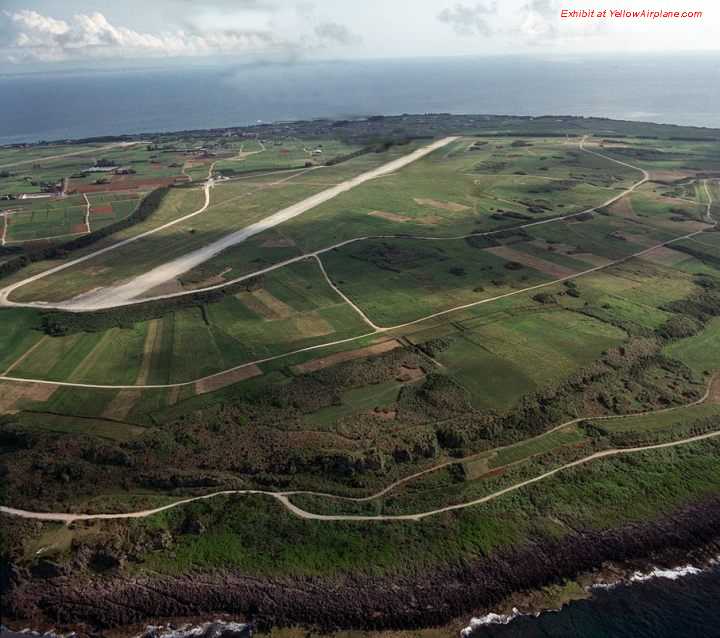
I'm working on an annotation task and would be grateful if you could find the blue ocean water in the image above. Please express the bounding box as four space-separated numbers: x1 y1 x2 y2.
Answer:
466 562 720 638
0 53 719 144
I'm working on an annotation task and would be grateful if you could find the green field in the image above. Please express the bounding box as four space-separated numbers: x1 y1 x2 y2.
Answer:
3 119 720 632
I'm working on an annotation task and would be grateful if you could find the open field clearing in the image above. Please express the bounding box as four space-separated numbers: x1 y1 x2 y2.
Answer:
432 310 625 410
3 141 436 305
321 236 554 325
664 317 720 377
213 139 362 175
5 259 370 385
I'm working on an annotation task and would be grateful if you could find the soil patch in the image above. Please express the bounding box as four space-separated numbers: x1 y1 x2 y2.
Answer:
261 237 296 248
139 279 184 298
414 198 470 212
639 246 690 267
194 364 262 395
136 320 162 385
368 210 412 223
291 314 334 338
0 380 57 413
395 364 425 383
486 245 576 277
293 339 402 374
708 375 720 404
90 205 113 215
253 290 293 320
649 170 696 183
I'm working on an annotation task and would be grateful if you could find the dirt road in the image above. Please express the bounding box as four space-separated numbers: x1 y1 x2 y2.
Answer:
2 425 718 524
0 137 457 311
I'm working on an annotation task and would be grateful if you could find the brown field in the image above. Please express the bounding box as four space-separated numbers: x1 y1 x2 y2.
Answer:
368 210 413 223
291 313 334 338
531 240 611 267
71 177 180 193
485 245 576 277
139 278 184 298
292 339 402 374
237 289 293 320
610 195 635 218
136 320 161 385
395 364 425 382
709 375 720 404
414 198 470 212
194 364 263 395
261 237 297 248
463 456 491 480
90 205 113 215
639 246 690 267
0 380 57 413
649 170 697 183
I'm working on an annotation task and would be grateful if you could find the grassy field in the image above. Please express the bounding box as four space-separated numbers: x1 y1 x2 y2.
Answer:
433 309 625 410
7 259 371 385
7 144 422 302
664 317 720 377
5 122 720 638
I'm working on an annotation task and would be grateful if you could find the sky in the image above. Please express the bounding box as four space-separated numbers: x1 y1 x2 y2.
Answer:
0 0 717 70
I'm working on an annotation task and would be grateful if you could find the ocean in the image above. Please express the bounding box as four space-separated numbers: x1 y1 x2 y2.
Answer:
1 53 719 144
464 561 720 638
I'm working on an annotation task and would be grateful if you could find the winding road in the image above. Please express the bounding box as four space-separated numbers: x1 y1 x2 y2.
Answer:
2 415 718 523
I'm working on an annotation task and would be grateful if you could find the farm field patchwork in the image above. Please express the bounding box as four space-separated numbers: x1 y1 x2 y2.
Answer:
3 118 720 637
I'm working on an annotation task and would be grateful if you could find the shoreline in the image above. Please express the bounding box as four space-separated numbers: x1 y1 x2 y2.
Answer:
5 496 720 637
5 555 720 638
459 550 720 635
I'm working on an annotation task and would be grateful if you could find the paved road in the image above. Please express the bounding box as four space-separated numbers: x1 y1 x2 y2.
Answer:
0 137 457 311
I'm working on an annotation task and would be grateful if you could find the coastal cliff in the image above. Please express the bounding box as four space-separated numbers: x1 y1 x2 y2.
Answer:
5 496 720 635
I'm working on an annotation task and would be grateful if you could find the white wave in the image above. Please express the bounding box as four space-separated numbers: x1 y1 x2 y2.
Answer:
460 608 523 636
630 564 702 583
139 621 250 638
462 557 720 636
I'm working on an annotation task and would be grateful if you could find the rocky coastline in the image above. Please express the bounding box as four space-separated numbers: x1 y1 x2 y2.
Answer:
4 495 720 636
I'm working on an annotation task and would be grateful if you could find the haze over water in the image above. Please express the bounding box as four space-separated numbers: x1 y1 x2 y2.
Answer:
1 54 719 144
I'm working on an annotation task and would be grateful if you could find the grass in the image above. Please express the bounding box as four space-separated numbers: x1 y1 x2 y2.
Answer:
13 411 146 442
138 438 720 576
434 309 625 411
664 317 720 377
322 237 551 326
7 259 371 385
589 404 720 434
0 308 44 372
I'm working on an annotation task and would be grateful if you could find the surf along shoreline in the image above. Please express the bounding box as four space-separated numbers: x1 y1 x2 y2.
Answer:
5 494 720 637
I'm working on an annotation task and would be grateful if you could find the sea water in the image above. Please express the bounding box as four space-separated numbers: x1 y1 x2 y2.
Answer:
463 560 720 637
1 53 719 144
